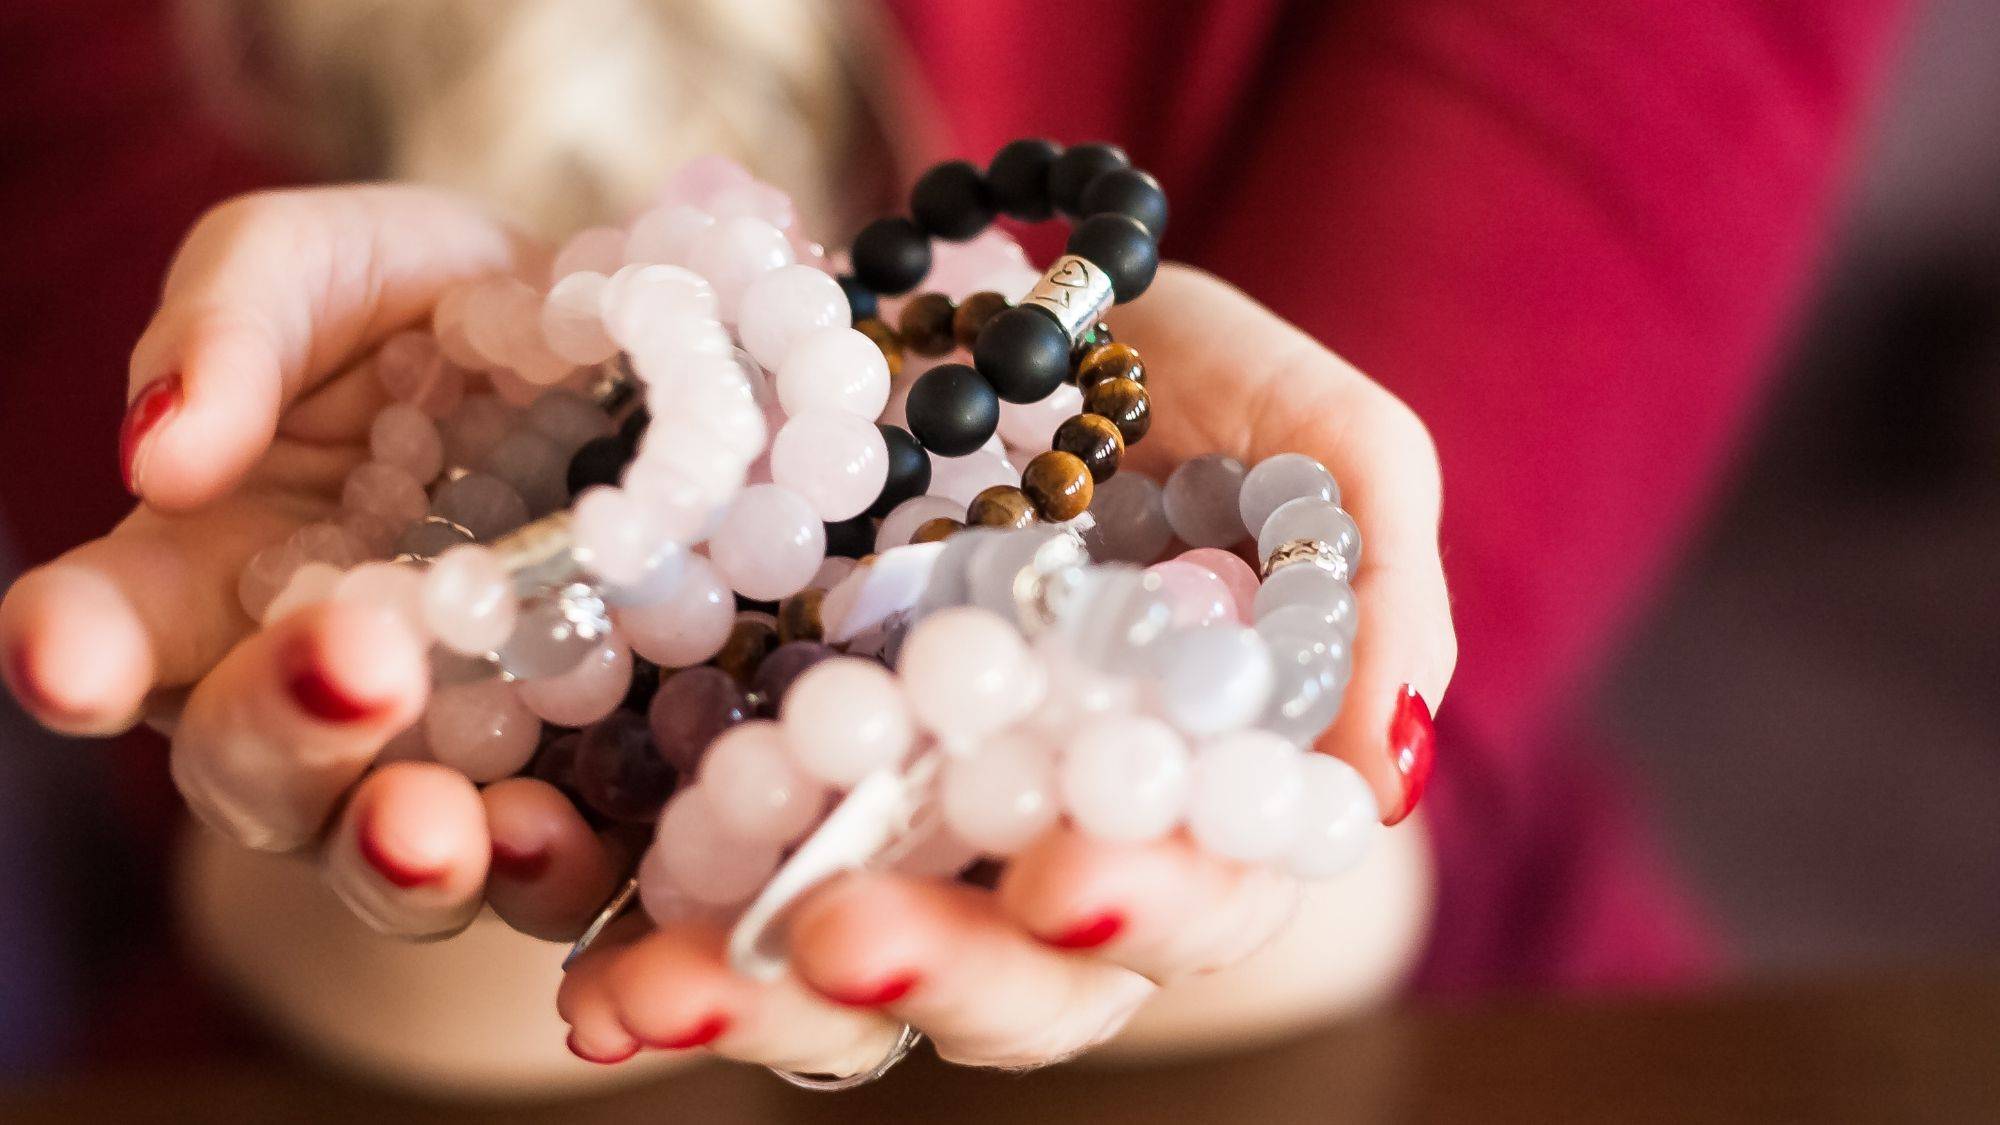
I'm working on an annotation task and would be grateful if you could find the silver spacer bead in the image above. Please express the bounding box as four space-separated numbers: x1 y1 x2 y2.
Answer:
1011 528 1092 633
1021 253 1115 343
1261 538 1352 582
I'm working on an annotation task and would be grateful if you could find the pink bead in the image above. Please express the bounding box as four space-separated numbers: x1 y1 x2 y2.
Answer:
737 265 848 370
368 403 444 484
572 486 669 587
1176 548 1260 620
624 204 713 267
779 657 916 787
460 276 542 370
422 545 517 656
375 330 443 403
237 545 299 622
550 225 627 282
996 383 1083 450
773 326 891 419
897 607 1042 746
614 554 733 667
651 789 781 905
540 271 618 365
927 229 1032 300
893 823 983 879
516 637 632 728
810 555 857 590
290 522 367 568
770 412 888 521
261 561 342 625
333 561 426 633
928 447 1015 507
424 680 540 783
657 154 755 210
441 395 513 470
1060 715 1190 843
1185 731 1307 862
941 733 1058 856
341 461 427 527
1287 754 1381 879
1145 560 1236 628
700 720 828 844
429 282 488 369
874 494 962 551
624 465 728 544
708 180 796 230
709 484 825 601
687 216 794 323
600 264 722 360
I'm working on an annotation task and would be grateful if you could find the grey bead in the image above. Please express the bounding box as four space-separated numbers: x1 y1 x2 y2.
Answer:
1253 565 1360 641
394 516 475 561
1255 616 1353 744
1161 453 1249 548
966 525 1067 621
1238 453 1339 540
1082 472 1174 563
432 471 530 541
1255 499 1361 572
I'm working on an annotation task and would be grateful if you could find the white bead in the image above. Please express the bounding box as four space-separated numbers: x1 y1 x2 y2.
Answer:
769 412 888 521
700 720 829 844
774 326 891 419
996 383 1083 450
942 733 1058 856
1060 715 1190 842
421 545 516 655
540 271 618 366
423 680 540 783
515 637 631 728
896 606 1041 747
651 788 781 905
738 265 848 370
927 447 1015 507
1287 754 1381 879
779 657 916 787
1185 731 1307 861
1149 625 1275 736
686 216 794 323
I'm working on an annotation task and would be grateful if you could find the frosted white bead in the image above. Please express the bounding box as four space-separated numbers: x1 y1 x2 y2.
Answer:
1185 731 1308 861
515 637 631 728
709 484 825 601
779 657 915 787
1238 453 1339 538
423 680 540 783
624 204 713 267
1149 624 1275 737
897 606 1041 747
875 494 962 551
540 271 618 366
774 326 891 419
652 789 782 906
341 462 427 527
261 561 342 625
701 720 828 844
1287 754 1382 879
422 545 516 656
738 265 848 370
941 733 1058 856
769 412 888 521
1162 454 1250 548
613 554 734 667
686 216 794 323
996 383 1083 450
368 403 444 484
1060 715 1190 843
551 226 627 282
928 447 1015 507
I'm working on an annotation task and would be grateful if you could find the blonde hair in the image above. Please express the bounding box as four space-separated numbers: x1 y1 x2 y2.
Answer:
177 0 879 239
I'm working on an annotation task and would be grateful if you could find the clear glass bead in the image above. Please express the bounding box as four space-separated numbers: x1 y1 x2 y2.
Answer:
494 585 612 680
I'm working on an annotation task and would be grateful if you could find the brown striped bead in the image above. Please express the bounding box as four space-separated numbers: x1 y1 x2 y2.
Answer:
898 293 958 357
1021 451 1094 522
1082 376 1151 444
966 484 1039 529
855 317 904 377
713 614 779 685
952 291 1011 349
1076 342 1145 391
777 589 825 644
1051 413 1124 483
912 516 965 544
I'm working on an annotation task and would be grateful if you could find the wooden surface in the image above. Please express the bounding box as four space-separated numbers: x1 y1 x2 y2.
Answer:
5 963 1997 1124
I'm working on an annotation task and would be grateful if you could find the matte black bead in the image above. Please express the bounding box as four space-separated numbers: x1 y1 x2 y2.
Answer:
1079 167 1168 238
616 407 650 450
1049 142 1129 217
1067 213 1159 302
910 159 996 241
905 362 1000 456
851 217 932 296
823 514 876 559
869 423 933 518
985 138 1062 222
836 273 878 323
567 434 630 499
974 305 1071 404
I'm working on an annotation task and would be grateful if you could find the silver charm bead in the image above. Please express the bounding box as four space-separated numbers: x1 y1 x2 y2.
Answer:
1021 253 1115 342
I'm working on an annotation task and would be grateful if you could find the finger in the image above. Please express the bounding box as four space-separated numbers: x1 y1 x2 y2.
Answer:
1112 265 1455 820
122 185 523 508
997 827 1301 984
171 601 427 851
320 761 488 939
482 778 626 941
555 913 652 1065
786 873 1155 1068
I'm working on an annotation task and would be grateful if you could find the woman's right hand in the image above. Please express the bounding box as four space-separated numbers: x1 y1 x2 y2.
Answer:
0 186 624 942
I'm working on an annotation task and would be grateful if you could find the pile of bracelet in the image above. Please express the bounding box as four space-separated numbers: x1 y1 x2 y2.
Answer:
223 141 1379 924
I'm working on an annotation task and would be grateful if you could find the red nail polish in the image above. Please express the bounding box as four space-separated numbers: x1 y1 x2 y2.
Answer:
643 1014 730 1052
1043 912 1125 951
119 374 183 496
489 839 550 882
1383 686 1435 826
283 639 386 724
825 973 918 1009
357 811 445 889
567 1030 637 1066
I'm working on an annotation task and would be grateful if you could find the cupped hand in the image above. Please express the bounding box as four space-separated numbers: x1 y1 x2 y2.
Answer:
0 186 624 940
556 264 1455 1073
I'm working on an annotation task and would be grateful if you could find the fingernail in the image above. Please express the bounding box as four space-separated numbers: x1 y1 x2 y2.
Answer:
567 1030 637 1066
357 809 446 889
120 374 183 497
642 1014 730 1052
283 639 389 725
1042 911 1125 951
825 972 918 1009
489 839 550 882
1383 685 1435 826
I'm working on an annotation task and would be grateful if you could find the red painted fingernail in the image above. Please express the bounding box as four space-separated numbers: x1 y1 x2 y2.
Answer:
825 972 918 1009
283 638 387 725
357 809 445 889
120 374 183 497
1383 685 1435 826
489 839 550 882
567 1030 637 1066
1043 912 1125 951
643 1014 730 1052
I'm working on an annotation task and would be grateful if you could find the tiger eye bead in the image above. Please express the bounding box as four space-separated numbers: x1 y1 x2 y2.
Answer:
966 484 1039 529
1074 322 1115 358
1051 413 1125 483
777 588 826 644
952 291 1010 349
713 614 780 686
1076 342 1145 391
898 292 959 357
913 516 965 544
854 317 905 378
1021 451 1094 522
1082 376 1151 444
